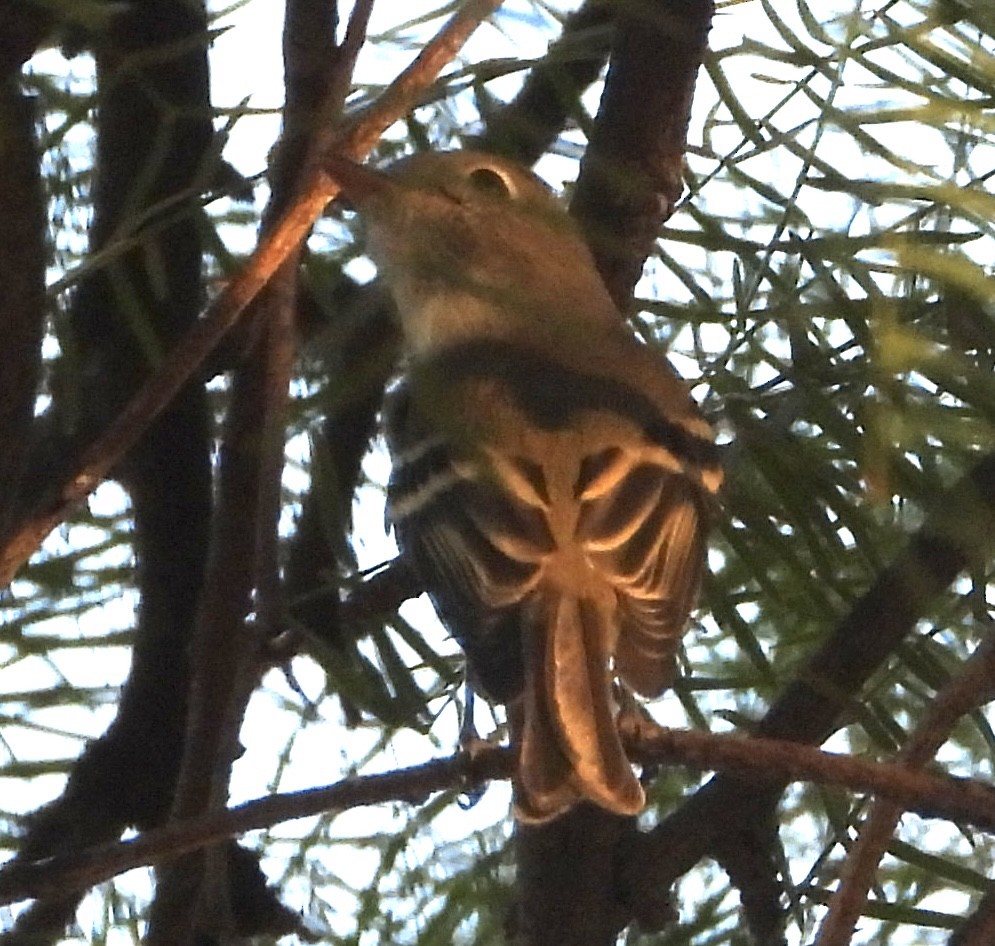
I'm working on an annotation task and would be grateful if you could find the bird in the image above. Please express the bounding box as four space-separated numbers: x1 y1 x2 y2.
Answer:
325 148 723 821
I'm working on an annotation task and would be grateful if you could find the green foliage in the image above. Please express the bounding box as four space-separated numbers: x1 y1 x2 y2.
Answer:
2 0 994 943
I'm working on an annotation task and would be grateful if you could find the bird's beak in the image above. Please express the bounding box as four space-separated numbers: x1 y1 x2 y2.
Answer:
325 154 395 209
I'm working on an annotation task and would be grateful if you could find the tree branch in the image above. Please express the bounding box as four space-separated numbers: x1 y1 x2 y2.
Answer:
147 3 392 942
5 725 995 910
476 0 613 165
571 0 714 310
621 449 995 935
0 87 45 535
514 1 716 941
816 631 995 945
0 0 505 589
2 3 214 941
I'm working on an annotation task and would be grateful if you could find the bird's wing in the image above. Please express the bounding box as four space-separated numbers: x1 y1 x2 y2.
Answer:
575 445 708 698
385 381 554 702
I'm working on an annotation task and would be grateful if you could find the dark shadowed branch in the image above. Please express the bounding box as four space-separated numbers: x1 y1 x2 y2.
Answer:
511 2 716 942
1 3 214 941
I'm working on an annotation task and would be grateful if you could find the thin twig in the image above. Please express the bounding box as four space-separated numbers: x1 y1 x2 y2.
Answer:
815 631 995 946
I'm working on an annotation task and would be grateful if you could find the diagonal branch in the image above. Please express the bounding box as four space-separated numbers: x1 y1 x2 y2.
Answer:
620 449 995 934
476 0 613 165
0 0 505 590
816 631 995 946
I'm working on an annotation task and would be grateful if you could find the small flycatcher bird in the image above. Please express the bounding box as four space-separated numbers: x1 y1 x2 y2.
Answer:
326 149 722 821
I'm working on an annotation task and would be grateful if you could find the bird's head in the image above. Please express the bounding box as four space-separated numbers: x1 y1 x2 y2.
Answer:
327 150 619 352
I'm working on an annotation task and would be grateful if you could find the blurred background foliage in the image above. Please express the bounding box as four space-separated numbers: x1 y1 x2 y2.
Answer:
2 0 994 943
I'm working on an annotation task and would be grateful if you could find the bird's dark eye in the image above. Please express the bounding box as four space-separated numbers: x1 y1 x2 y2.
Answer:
467 166 513 198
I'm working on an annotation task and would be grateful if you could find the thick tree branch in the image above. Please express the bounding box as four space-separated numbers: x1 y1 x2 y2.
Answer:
2 4 214 942
571 0 714 311
476 0 613 165
0 88 45 535
146 3 372 942
514 2 716 942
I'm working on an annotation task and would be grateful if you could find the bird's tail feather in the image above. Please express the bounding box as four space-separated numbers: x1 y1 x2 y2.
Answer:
514 589 644 822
